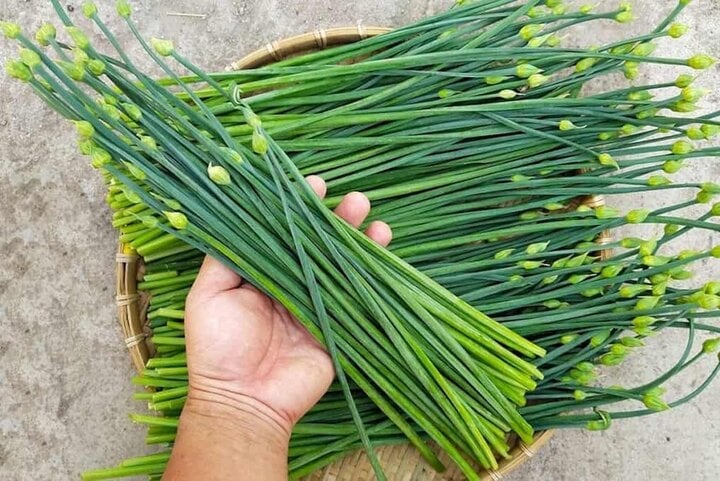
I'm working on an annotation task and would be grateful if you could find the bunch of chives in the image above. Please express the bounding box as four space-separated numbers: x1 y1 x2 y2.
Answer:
4 0 720 479
2 1 549 478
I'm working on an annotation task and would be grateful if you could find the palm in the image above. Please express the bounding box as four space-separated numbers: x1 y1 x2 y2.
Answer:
184 177 392 427
186 284 333 424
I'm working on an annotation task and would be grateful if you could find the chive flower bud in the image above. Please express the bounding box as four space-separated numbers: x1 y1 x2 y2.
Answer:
620 284 650 298
702 182 720 194
612 44 634 55
516 63 542 78
620 336 645 347
696 191 713 204
437 89 456 99
664 225 679 239
82 2 98 18
633 315 657 328
619 124 637 136
623 62 639 79
551 4 566 15
570 369 595 385
561 334 578 344
632 43 655 57
559 120 577 131
685 126 705 140
581 288 603 298
642 394 669 411
509 274 524 283
66 26 91 50
18 48 41 69
597 153 618 168
545 0 562 8
626 209 649 224
140 136 158 150
519 260 543 270
687 54 715 70
252 129 269 155
620 237 643 248
675 73 694 88
579 4 594 14
124 162 146 180
541 275 559 285
636 108 658 120
668 23 688 38
647 175 671 186
642 255 670 267
678 249 700 260
526 242 550 255
615 10 634 23
78 139 94 155
635 296 660 311
117 0 132 17
575 57 597 73
701 124 719 138
87 59 105 76
527 73 550 88
498 89 517 100
594 205 619 219
671 100 697 113
527 35 551 48
575 362 594 373
58 61 84 81
628 90 652 101
5 59 32 82
164 211 189 230
519 24 543 41
494 248 514 260
35 23 56 46
546 34 561 47
544 202 564 210
610 344 629 355
670 140 693 155
140 216 158 228
652 281 668 296
663 159 683 173
207 163 232 186
601 264 623 278
484 76 507 85
74 120 95 138
122 103 142 121
527 6 545 18
574 390 588 401
91 147 111 168
151 38 174 57
1 21 21 39
699 294 720 310
543 299 562 309
590 330 611 347
703 338 720 354
670 269 693 280
599 353 625 366
705 281 720 295
680 87 704 103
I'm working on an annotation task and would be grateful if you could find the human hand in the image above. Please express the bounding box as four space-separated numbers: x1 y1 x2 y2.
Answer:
183 176 393 438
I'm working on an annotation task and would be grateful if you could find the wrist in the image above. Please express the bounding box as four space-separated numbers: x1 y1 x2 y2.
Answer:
183 383 293 450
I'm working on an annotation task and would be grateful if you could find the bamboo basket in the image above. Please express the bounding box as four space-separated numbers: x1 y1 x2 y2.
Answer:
112 26 618 481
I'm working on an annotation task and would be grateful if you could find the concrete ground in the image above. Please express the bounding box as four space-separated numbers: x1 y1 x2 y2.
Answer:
1 0 719 480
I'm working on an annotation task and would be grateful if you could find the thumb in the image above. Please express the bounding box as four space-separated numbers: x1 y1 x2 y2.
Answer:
190 255 243 298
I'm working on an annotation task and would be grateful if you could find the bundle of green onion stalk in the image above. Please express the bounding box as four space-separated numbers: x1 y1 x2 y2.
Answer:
4 0 720 479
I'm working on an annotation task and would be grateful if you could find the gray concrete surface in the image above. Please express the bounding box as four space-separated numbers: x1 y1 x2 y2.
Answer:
1 1 719 480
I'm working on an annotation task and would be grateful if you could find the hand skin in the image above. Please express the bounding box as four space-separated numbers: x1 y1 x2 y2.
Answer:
162 176 392 481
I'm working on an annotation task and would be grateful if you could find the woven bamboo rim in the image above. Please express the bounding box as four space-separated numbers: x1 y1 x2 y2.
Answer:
110 26 623 481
